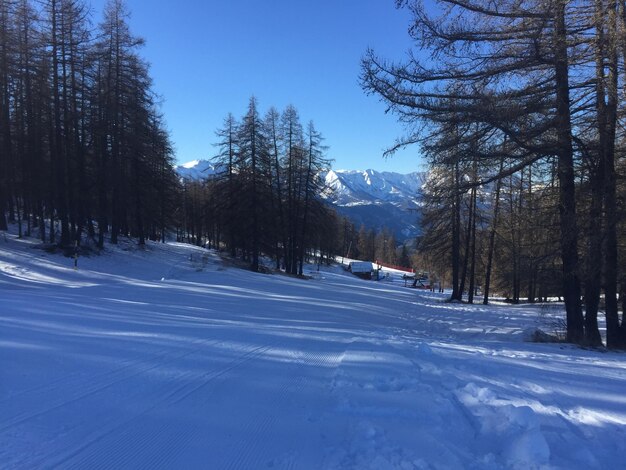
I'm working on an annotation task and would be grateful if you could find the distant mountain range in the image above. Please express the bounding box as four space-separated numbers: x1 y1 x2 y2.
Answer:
320 169 424 241
176 160 425 242
175 159 223 180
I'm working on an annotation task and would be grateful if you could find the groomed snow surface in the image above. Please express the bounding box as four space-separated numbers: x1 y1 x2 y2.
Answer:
1 233 625 469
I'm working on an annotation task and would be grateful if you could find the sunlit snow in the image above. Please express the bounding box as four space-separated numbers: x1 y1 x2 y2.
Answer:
1 232 625 469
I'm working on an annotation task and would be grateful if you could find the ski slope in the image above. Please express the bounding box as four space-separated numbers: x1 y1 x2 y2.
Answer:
1 233 625 469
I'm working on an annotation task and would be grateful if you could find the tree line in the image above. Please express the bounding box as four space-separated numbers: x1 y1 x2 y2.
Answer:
362 0 626 348
0 0 180 251
179 114 418 276
0 0 355 276
178 99 340 275
349 224 411 269
417 164 564 304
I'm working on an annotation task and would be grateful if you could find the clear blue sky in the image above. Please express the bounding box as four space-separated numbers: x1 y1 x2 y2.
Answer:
90 0 424 173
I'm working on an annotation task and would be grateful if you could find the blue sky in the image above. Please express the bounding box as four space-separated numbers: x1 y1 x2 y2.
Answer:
90 0 425 173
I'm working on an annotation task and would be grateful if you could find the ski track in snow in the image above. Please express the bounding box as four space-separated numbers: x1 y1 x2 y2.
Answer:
2 233 626 469
55 342 276 469
0 335 223 431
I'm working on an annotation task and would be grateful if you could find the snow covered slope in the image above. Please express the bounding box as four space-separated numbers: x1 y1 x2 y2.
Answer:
1 232 625 469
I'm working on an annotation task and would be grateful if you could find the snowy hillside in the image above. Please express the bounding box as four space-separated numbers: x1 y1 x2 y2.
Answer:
1 232 625 469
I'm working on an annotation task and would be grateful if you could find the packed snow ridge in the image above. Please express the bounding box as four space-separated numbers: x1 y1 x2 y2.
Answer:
2 232 625 469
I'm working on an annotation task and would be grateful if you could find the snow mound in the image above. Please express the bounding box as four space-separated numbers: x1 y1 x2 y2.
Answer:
456 383 551 468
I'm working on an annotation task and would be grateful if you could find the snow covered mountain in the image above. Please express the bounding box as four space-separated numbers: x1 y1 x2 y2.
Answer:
175 159 222 180
321 169 423 209
176 160 425 241
321 169 425 241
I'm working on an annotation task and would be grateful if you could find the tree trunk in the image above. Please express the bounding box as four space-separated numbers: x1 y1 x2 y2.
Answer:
467 185 477 304
483 158 504 305
50 0 70 247
554 0 584 343
583 0 608 347
450 159 462 301
0 2 10 232
603 0 623 347
459 181 473 301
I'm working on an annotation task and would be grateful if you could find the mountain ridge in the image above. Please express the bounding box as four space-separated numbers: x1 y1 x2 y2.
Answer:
175 160 424 241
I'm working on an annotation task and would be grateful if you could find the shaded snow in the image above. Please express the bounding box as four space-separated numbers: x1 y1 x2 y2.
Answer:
1 232 625 469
